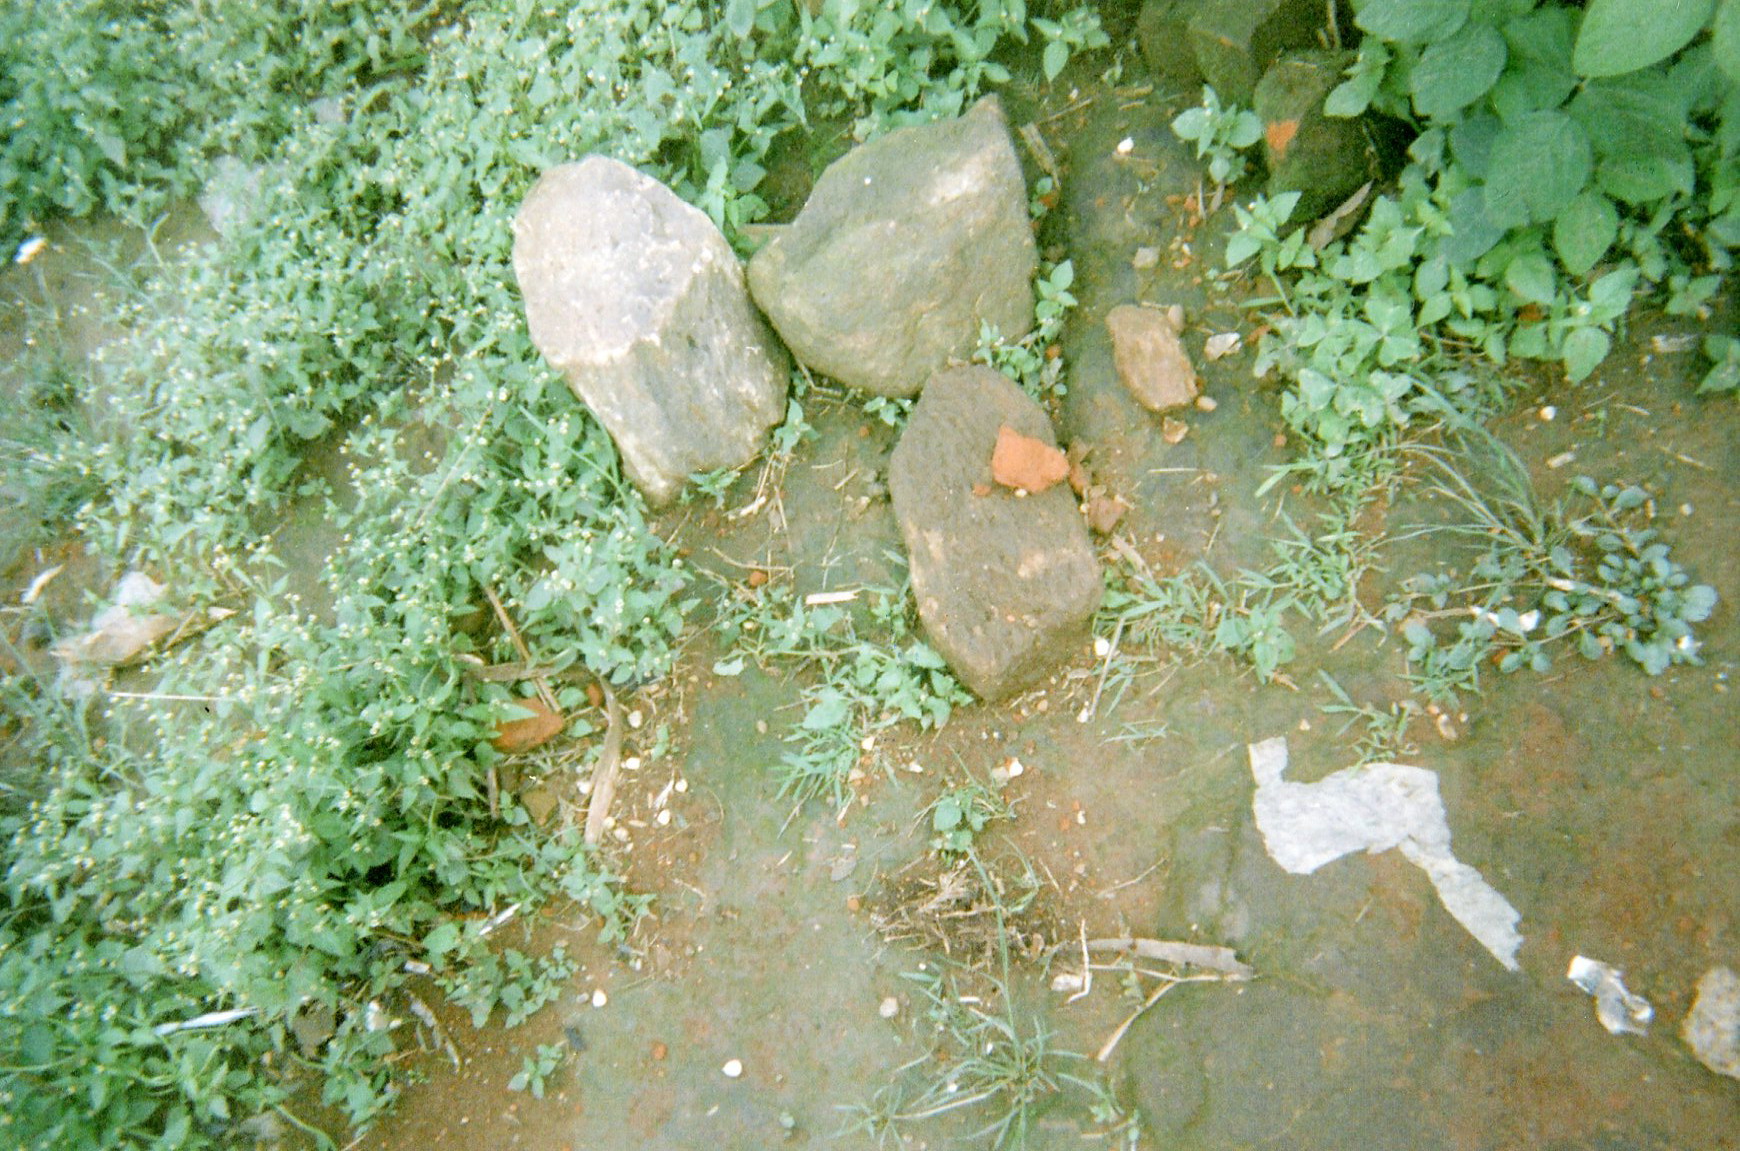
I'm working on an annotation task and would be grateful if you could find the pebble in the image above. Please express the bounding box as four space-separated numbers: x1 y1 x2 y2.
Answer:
591 988 608 1008
722 1058 744 1078
879 996 900 1019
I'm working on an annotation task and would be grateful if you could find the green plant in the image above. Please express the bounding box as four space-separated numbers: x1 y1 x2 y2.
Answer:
1170 85 1264 190
844 966 1086 1150
507 1042 570 1099
974 258 1078 403
927 779 1013 855
1318 0 1736 374
1386 429 1716 700
1699 332 1740 393
717 582 969 807
3 0 1131 1143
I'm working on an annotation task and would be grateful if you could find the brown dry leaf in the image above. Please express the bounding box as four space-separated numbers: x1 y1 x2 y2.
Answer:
991 425 1069 493
492 697 564 753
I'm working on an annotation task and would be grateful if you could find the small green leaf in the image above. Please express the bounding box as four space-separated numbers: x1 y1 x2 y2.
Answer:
1716 0 1740 81
1562 326 1611 381
1412 21 1508 118
1552 189 1618 276
1483 110 1591 226
1573 0 1713 77
1357 0 1472 43
725 0 757 38
1504 250 1557 303
1043 38 1069 82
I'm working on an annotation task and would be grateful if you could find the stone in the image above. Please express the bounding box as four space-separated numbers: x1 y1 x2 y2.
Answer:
513 156 789 507
1254 50 1374 222
888 366 1101 700
747 96 1036 398
1683 966 1740 1081
1187 0 1328 107
1137 0 1204 88
1106 303 1200 412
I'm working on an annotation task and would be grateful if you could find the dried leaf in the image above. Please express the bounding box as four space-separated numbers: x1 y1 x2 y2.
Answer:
492 697 564 753
991 425 1069 493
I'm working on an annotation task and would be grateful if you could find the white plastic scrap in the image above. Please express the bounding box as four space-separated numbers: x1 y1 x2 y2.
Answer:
1567 955 1653 1036
1248 737 1524 971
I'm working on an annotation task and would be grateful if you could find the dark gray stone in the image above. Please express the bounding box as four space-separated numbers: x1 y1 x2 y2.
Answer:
888 366 1100 700
747 96 1036 398
513 156 789 507
1187 0 1329 107
1255 49 1374 221
1137 0 1204 88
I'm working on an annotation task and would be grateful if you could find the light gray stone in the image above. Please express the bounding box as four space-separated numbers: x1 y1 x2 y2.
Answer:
889 366 1101 700
747 96 1036 398
1107 303 1200 412
513 156 789 506
1684 966 1740 1081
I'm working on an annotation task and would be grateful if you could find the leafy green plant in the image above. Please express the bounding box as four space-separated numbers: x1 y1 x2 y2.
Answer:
717 583 970 807
1386 430 1717 701
2 0 1124 1144
844 966 1086 1150
508 1042 570 1099
1170 85 1264 190
1699 333 1740 393
974 258 1078 403
928 779 1013 855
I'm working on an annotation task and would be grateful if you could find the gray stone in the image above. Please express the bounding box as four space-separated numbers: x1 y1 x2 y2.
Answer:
1255 50 1374 222
1137 0 1204 88
1106 303 1199 412
747 96 1036 398
1684 966 1740 1081
888 366 1100 700
1187 0 1328 107
513 156 789 507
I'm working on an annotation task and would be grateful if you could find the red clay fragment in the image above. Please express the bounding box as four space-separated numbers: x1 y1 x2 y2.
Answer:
991 425 1069 493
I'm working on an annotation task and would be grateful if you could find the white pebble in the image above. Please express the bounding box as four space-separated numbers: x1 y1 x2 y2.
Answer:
879 996 900 1019
591 988 608 1008
722 1058 743 1078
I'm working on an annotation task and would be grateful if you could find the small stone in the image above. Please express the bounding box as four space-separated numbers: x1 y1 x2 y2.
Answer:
591 988 608 1008
1684 966 1740 1081
1195 394 1218 412
1161 417 1190 444
1107 304 1200 412
722 1058 744 1079
1203 332 1241 360
1538 405 1557 421
651 1041 668 1061
1132 246 1161 269
879 996 900 1019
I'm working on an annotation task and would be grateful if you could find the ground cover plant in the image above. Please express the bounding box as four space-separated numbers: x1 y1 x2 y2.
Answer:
0 1 1110 1147
1138 0 1730 699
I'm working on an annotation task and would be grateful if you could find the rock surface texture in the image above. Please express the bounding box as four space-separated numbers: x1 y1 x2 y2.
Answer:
513 156 789 507
1106 303 1200 412
747 96 1035 398
1254 50 1372 221
889 366 1101 700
